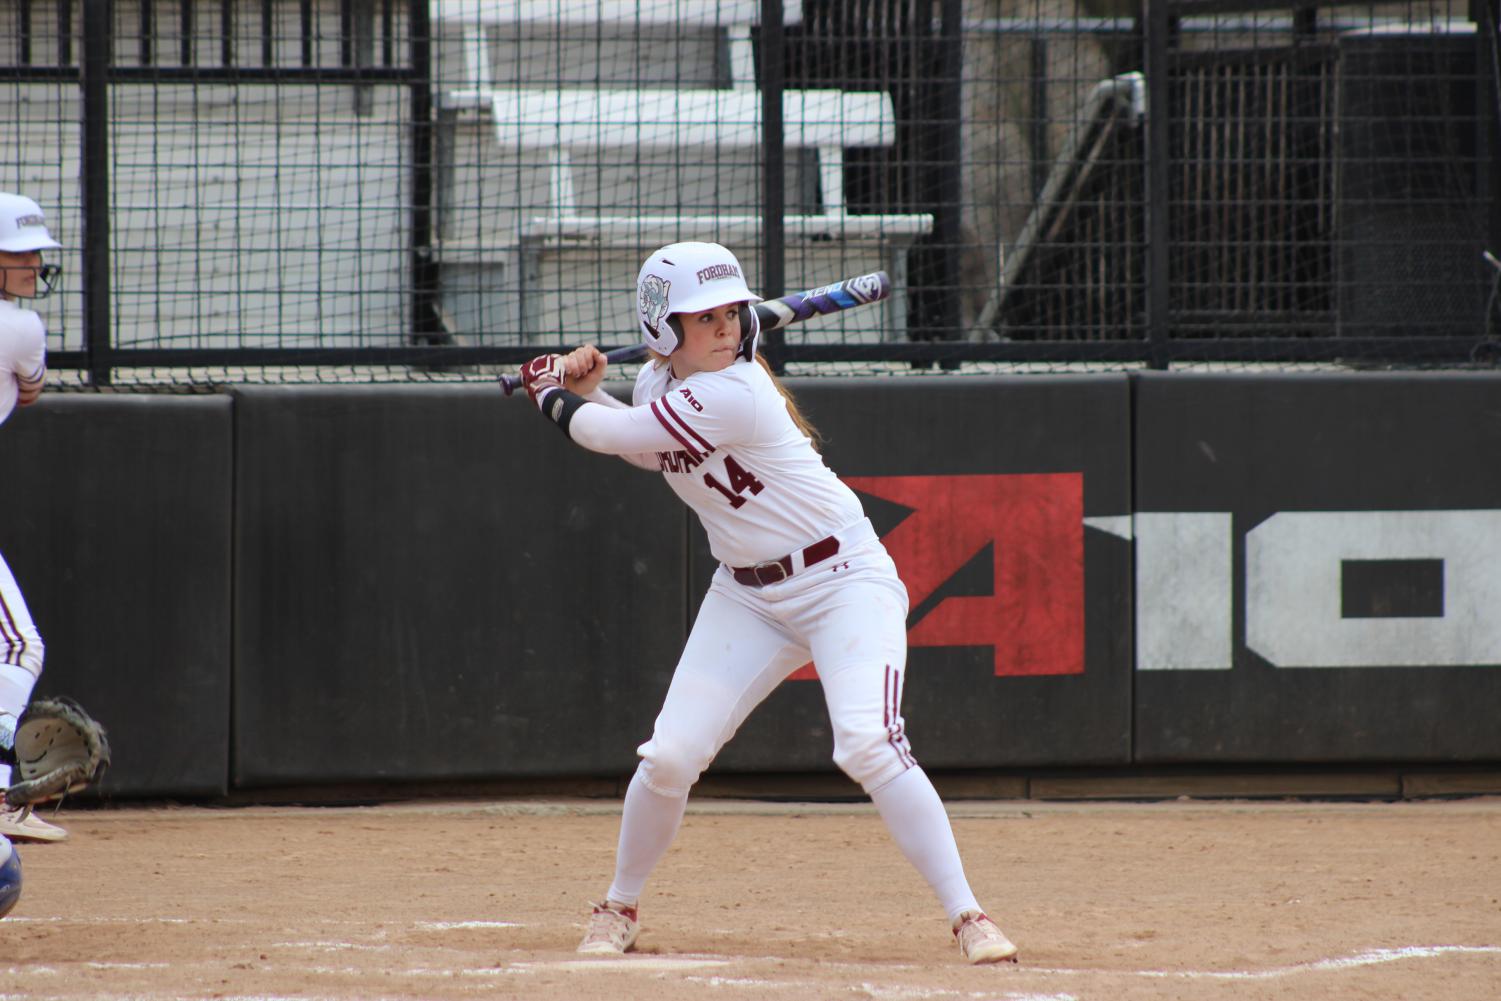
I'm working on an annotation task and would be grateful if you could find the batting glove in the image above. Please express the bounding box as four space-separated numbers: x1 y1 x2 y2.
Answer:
520 354 567 408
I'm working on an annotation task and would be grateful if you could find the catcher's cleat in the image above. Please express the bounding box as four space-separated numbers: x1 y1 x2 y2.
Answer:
0 805 67 843
953 910 1019 964
577 900 639 955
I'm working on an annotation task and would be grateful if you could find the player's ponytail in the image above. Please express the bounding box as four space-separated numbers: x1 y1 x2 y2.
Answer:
753 353 823 449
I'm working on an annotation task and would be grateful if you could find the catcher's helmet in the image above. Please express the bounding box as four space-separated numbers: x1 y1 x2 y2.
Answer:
0 192 62 299
637 242 761 356
0 837 21 919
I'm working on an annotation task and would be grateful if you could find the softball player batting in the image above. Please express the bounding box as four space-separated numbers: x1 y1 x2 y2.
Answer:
0 193 64 844
519 242 1018 964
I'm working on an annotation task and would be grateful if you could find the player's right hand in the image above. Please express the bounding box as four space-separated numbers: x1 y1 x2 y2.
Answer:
520 354 567 408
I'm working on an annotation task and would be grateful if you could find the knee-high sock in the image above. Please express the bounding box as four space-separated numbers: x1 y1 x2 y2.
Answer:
869 765 981 922
0 662 39 790
606 766 689 907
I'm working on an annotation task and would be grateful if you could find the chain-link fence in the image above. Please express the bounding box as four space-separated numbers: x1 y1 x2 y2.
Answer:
2 0 1498 386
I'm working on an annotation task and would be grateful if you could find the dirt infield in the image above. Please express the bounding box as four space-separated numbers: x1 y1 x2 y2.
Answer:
4 797 1499 1000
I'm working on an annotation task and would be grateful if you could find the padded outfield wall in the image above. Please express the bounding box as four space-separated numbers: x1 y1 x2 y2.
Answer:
0 374 1496 799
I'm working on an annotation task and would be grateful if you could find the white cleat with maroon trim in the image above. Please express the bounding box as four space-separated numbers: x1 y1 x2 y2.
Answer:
577 900 640 955
953 910 1019 964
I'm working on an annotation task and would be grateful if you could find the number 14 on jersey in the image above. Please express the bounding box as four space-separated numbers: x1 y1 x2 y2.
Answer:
704 455 765 508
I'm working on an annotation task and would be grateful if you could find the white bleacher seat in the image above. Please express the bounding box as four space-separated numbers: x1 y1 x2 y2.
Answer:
467 87 932 247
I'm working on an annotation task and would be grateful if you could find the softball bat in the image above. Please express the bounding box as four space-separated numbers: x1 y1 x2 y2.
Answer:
500 269 892 395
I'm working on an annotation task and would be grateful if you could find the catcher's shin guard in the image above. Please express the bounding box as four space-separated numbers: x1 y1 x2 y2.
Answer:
0 837 21 918
0 713 15 768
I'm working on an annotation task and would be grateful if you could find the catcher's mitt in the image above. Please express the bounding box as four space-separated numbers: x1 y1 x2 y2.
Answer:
3 697 110 807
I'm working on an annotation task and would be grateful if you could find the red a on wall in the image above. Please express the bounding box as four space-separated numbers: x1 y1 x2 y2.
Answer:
790 473 1084 680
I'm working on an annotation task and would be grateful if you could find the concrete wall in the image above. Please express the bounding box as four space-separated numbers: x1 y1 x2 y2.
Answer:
2 373 1497 800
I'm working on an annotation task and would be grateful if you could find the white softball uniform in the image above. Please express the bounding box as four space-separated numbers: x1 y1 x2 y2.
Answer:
574 357 865 567
546 351 991 928
563 356 916 794
0 300 45 681
0 300 46 427
0 298 46 679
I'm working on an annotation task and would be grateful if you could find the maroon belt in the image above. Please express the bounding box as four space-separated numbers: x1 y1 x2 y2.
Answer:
730 536 841 587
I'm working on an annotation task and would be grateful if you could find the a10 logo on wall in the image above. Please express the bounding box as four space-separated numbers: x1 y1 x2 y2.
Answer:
831 474 1499 676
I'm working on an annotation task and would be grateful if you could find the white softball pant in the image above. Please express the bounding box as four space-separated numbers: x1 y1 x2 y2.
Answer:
637 522 916 796
0 549 42 678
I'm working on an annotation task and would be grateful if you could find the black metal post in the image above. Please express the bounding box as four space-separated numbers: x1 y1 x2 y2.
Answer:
409 0 443 344
937 0 963 351
1481 0 1500 283
179 0 192 67
18 1 31 66
1143 0 1173 369
81 0 112 387
140 0 154 65
352 0 374 116
220 0 234 67
57 0 72 66
1030 35 1049 198
340 0 353 68
1293 5 1317 37
262 0 275 66
301 0 314 68
382 0 395 67
760 0 787 372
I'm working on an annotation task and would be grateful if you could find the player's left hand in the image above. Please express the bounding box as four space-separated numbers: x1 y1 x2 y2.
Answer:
561 345 608 396
520 354 567 408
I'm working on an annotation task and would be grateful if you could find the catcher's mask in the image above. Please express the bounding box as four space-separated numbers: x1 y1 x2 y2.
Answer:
637 242 762 358
0 193 62 300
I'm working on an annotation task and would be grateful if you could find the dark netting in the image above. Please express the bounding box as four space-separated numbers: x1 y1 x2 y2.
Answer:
2 0 1497 387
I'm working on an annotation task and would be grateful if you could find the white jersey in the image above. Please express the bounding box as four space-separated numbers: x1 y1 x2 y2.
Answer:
0 299 47 427
567 356 865 567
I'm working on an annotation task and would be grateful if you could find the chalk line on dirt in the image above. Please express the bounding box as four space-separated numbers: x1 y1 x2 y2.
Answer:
1035 945 1501 981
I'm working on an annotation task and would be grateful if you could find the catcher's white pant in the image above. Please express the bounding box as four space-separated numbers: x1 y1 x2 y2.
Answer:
637 520 916 796
0 550 42 678
0 549 43 791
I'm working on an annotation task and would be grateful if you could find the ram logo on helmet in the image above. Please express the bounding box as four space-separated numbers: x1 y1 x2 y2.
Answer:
639 273 672 340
